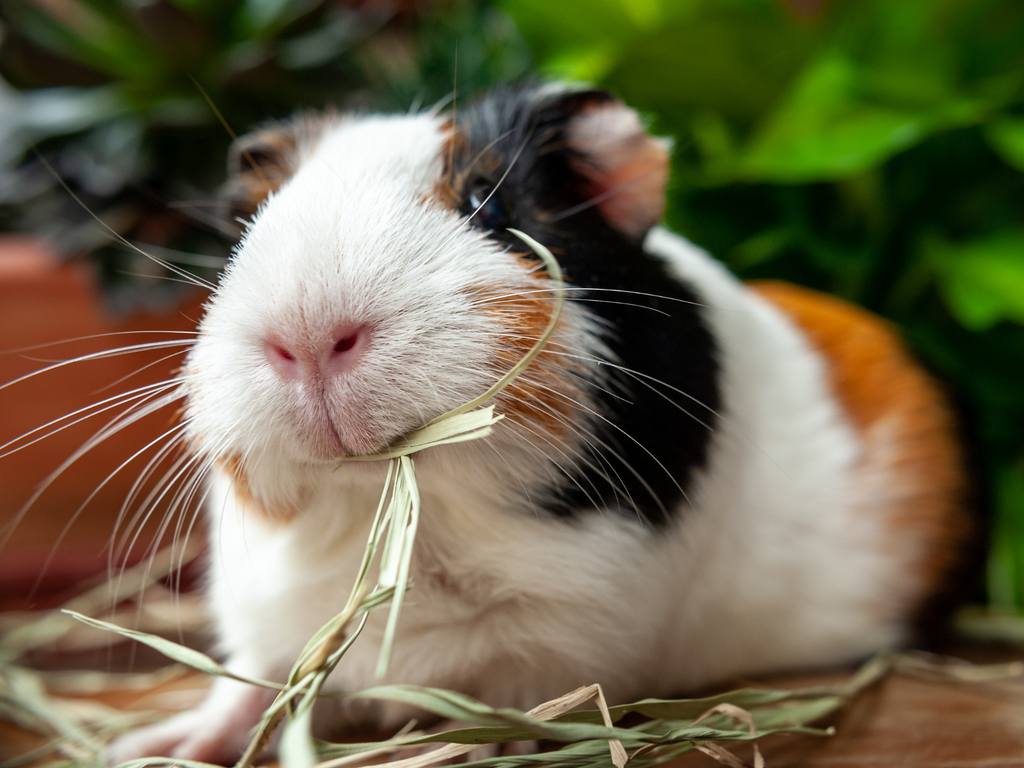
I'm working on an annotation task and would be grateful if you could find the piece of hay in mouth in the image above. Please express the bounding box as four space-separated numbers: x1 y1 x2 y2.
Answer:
331 228 566 681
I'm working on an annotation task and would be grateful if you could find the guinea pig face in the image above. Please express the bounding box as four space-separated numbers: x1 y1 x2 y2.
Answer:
185 114 528 467
182 85 677 511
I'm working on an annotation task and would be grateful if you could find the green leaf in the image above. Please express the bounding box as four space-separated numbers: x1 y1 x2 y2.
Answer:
602 4 814 124
501 0 649 62
13 2 161 80
736 52 986 182
988 462 1024 609
280 678 321 768
237 0 330 40
986 118 1024 174
928 232 1024 331
543 45 620 83
956 606 1024 643
61 611 283 691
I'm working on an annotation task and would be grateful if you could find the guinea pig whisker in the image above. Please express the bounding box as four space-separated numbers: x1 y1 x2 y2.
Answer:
110 424 195 562
0 339 195 393
111 439 218 615
546 348 718 434
1 330 199 356
126 447 203 594
546 162 667 225
24 399 188 595
512 382 649 516
107 436 191 578
116 444 203 579
502 401 629 516
94 349 195 395
526 379 681 520
425 127 535 263
165 200 244 239
615 369 715 432
34 152 217 291
155 473 214 642
471 285 717 312
479 292 673 318
553 352 720 420
556 351 793 484
428 90 456 118
494 424 609 517
0 379 181 459
122 241 228 271
116 444 207 636
485 335 630 406
0 386 185 553
170 475 213 598
114 271 218 289
457 129 516 183
555 362 633 407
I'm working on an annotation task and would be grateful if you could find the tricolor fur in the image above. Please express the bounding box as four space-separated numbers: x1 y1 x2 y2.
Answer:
110 85 971 763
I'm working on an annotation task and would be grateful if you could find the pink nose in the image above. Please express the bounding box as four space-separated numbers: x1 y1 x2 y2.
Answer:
264 325 368 381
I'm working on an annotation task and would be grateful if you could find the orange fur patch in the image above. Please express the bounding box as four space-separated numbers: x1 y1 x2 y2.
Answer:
429 122 503 212
471 262 582 438
224 130 298 218
429 120 467 210
750 281 970 611
216 453 296 522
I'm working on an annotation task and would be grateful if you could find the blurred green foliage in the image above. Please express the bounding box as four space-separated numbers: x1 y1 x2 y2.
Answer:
501 0 1024 608
1 0 1023 609
0 0 531 307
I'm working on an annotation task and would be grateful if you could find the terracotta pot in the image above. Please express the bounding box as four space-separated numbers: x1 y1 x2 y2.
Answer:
0 237 209 599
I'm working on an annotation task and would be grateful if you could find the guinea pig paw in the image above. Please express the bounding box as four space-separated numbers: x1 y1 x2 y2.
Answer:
106 682 271 766
106 711 231 766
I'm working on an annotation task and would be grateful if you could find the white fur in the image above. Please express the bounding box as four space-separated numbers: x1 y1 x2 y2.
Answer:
110 112 923 762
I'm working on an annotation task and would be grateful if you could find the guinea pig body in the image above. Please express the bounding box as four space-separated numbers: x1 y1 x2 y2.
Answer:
108 84 969 763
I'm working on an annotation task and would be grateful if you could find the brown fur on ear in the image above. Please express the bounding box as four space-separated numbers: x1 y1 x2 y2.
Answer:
220 113 338 234
565 102 671 240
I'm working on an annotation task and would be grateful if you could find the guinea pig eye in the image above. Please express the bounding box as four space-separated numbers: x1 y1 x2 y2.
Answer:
466 182 509 231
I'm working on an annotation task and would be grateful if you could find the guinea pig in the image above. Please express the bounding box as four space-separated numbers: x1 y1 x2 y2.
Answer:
107 83 972 763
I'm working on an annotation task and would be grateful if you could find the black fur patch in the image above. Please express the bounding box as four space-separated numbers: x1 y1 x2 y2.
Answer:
449 85 721 527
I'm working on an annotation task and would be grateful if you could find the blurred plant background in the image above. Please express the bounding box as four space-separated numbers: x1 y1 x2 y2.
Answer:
1 0 1023 611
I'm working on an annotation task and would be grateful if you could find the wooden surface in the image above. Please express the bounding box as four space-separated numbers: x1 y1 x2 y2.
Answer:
674 652 1024 767
3 644 1023 767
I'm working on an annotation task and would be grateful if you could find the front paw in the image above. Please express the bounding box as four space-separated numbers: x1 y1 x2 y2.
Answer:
107 680 272 766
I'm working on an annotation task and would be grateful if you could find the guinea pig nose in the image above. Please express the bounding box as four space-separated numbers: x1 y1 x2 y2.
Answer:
323 325 368 374
265 340 302 379
264 325 368 380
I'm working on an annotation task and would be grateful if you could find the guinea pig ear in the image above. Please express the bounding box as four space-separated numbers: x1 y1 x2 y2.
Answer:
221 125 300 227
220 114 333 231
561 93 671 240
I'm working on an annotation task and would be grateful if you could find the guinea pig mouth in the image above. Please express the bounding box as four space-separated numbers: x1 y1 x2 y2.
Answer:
288 393 369 460
308 415 347 459
299 391 427 461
